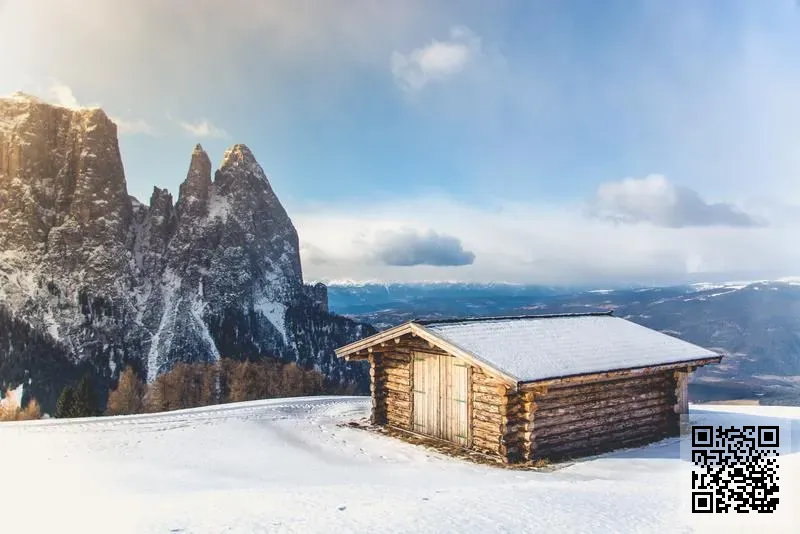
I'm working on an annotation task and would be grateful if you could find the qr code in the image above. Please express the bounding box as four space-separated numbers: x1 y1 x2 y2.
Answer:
691 425 780 513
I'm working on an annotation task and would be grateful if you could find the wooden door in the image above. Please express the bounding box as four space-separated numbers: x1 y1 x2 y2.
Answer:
442 356 469 446
413 352 469 446
413 352 439 437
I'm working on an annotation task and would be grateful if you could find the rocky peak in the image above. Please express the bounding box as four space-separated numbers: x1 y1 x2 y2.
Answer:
0 94 131 279
149 186 174 215
176 144 212 219
217 144 270 184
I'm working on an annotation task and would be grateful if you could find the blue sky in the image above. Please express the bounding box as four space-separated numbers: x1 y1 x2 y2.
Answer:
2 0 800 284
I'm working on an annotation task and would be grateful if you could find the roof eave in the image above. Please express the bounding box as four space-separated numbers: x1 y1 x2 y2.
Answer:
334 321 415 359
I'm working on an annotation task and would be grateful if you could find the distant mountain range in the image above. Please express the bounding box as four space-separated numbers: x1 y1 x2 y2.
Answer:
327 280 800 406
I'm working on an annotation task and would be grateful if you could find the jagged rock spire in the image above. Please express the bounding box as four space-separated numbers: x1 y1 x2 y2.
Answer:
176 143 212 218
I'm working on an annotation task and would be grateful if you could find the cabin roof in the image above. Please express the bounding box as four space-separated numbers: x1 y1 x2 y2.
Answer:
336 312 721 384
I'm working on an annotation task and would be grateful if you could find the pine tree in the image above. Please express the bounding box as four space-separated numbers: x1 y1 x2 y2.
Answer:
71 375 99 417
55 386 75 418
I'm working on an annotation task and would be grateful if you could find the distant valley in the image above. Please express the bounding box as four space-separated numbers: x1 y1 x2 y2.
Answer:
327 280 800 406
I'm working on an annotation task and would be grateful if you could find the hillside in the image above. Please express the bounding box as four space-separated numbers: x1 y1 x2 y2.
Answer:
0 397 796 533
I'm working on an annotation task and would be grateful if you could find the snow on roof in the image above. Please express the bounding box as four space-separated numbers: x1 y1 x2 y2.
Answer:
420 313 719 382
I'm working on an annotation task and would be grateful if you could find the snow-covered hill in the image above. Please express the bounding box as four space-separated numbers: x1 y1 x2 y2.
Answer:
1 397 797 533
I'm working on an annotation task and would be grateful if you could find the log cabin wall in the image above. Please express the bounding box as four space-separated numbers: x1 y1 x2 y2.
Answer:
469 367 536 464
529 369 680 461
470 366 507 457
371 344 414 430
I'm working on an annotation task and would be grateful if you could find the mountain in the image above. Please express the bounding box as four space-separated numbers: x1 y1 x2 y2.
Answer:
327 280 800 405
0 93 371 410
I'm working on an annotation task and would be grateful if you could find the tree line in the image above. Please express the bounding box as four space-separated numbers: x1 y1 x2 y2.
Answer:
69 358 357 417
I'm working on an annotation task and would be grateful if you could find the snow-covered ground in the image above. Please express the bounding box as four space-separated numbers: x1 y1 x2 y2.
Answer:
0 398 797 533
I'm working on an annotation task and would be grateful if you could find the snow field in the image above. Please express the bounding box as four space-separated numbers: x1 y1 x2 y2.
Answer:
0 398 797 533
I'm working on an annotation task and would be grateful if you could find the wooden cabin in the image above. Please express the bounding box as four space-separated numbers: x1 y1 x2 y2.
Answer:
335 312 722 463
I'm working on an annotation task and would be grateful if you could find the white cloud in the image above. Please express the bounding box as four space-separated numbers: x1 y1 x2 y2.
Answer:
109 116 155 135
589 175 761 228
40 82 156 136
391 25 481 91
48 83 81 109
179 119 228 139
372 228 475 266
292 194 799 285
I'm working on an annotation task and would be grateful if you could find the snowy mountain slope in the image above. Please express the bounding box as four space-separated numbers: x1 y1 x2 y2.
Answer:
1 397 796 533
0 94 371 407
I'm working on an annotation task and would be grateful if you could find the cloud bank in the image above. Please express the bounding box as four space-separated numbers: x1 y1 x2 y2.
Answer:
589 175 761 228
373 228 475 266
292 186 798 285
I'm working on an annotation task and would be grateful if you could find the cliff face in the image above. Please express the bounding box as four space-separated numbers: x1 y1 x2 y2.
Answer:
0 93 370 406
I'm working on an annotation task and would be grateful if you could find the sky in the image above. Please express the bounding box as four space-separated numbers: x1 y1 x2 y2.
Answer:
2 0 800 285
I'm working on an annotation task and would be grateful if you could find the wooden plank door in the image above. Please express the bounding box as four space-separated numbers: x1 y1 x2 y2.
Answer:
413 352 469 445
413 352 439 437
440 355 469 446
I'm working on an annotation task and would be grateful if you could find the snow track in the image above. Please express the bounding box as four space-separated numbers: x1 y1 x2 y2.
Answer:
1 398 797 534
11 396 364 432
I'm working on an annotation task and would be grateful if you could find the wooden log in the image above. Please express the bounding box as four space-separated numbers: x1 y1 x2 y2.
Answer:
382 351 412 362
472 418 502 434
535 391 671 423
383 360 411 371
537 421 672 454
534 430 669 461
386 409 411 422
504 421 532 434
539 406 672 439
472 383 508 396
543 370 672 393
540 374 672 398
473 428 502 442
471 391 509 406
472 371 510 387
535 422 671 459
534 391 670 415
383 365 411 378
534 398 670 433
472 400 514 416
384 379 411 391
537 380 671 407
472 410 504 426
534 403 672 439
385 390 412 403
386 398 412 409
472 434 501 448
534 408 671 445
537 375 671 405
382 376 411 390
537 388 668 415
536 384 671 409
387 416 411 429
